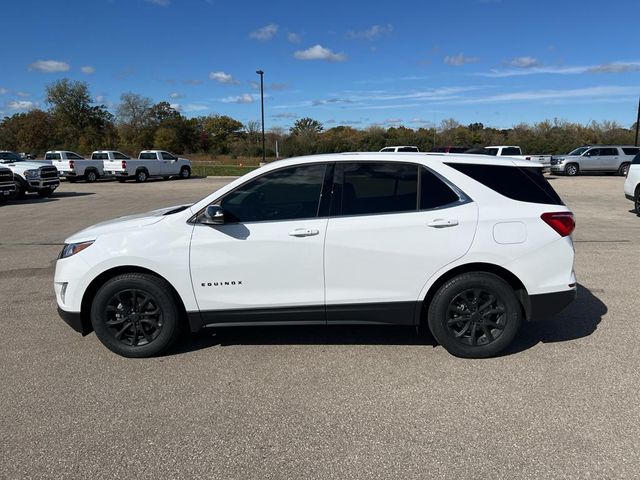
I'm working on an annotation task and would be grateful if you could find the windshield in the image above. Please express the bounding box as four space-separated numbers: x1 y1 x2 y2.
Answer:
0 151 24 163
568 147 589 156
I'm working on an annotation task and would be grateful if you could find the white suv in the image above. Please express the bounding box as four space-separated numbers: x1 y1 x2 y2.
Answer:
54 153 577 358
624 153 640 214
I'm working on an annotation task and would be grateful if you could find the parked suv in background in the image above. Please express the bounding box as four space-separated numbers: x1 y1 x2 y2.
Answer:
624 153 640 215
55 152 576 359
551 145 639 176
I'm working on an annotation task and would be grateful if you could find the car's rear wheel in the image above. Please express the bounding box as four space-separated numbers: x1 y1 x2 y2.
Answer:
564 163 579 176
619 163 630 176
135 170 148 183
90 273 183 357
427 273 522 358
179 167 191 179
85 170 98 183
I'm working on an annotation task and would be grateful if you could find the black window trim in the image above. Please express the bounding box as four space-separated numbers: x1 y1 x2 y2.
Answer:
190 160 471 225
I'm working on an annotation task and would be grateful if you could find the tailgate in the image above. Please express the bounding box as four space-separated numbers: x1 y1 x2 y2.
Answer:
104 160 125 171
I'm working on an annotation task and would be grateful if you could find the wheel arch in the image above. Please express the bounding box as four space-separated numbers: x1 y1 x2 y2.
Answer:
417 262 530 326
79 265 192 335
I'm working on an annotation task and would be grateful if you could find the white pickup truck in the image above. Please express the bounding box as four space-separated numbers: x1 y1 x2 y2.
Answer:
484 145 551 169
46 150 105 183
0 165 16 203
103 150 192 183
0 150 60 198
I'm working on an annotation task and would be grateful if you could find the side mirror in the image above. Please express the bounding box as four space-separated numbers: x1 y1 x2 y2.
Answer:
201 205 225 225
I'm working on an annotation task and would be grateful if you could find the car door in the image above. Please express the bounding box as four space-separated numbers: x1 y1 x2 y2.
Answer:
581 148 601 171
323 162 478 325
160 152 177 175
189 162 331 324
600 147 619 171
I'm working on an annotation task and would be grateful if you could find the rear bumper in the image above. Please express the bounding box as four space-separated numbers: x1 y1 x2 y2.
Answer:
527 288 577 321
57 307 92 335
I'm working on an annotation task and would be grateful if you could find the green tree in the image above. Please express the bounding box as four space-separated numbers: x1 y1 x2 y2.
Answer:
290 117 323 135
201 115 244 154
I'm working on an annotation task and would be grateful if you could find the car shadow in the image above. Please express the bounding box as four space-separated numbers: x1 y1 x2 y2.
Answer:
504 283 605 355
170 284 604 357
7 191 95 204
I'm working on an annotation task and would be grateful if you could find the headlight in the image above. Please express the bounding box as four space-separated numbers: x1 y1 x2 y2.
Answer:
24 169 39 178
59 241 94 259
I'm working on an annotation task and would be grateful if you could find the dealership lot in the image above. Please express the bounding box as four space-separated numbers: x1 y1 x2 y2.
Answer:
1 175 639 479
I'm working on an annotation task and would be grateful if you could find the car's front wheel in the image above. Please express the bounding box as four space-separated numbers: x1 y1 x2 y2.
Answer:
90 273 183 357
179 167 191 179
427 273 522 358
564 163 579 176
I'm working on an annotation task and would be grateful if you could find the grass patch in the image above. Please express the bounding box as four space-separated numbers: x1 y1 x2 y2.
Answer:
192 164 260 177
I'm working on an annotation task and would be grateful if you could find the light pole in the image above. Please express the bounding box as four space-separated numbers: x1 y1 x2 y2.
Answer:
256 69 266 162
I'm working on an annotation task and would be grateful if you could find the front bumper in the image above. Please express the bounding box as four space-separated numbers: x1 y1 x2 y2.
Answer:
0 183 16 197
57 307 92 335
527 288 577 321
550 164 565 174
27 178 60 191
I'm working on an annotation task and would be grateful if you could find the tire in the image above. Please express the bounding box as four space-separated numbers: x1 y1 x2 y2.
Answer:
90 273 183 358
85 170 98 183
37 188 54 198
635 188 640 216
564 163 579 176
427 272 522 358
179 167 191 179
14 180 26 199
618 163 630 177
135 169 148 183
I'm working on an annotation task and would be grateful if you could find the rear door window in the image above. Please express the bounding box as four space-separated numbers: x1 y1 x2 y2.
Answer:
501 147 521 156
445 163 563 205
600 148 617 156
333 162 418 216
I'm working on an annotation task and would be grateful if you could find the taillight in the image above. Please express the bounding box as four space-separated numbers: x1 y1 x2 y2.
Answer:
69 160 75 170
541 212 575 237
121 160 127 169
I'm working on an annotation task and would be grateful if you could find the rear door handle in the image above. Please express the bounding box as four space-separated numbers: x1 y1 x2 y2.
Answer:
427 219 459 228
288 228 320 237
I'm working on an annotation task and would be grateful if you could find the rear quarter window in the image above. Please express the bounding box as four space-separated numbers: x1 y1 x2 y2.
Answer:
622 147 640 156
445 163 564 205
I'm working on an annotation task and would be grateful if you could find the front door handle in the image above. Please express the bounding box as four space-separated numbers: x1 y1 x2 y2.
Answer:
288 228 320 237
428 219 459 228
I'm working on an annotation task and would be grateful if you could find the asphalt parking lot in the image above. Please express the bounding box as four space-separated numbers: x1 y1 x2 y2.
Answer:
1 175 639 479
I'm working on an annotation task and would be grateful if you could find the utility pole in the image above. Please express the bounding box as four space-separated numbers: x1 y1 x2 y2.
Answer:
256 69 266 162
635 97 640 146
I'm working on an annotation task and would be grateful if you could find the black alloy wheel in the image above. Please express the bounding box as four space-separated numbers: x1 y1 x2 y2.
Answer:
103 289 164 347
446 288 506 347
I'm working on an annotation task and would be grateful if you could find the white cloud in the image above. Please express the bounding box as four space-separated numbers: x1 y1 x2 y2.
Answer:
7 100 36 110
0 88 9 95
450 85 640 104
146 0 170 5
16 91 30 97
479 61 640 77
81 65 96 74
209 71 240 84
348 24 393 40
294 45 347 62
250 23 278 41
444 54 478 66
28 60 70 73
184 103 208 112
96 95 107 103
183 79 203 85
169 92 183 99
312 98 354 106
272 112 298 119
287 32 301 43
170 103 182 111
509 56 539 68
222 94 255 104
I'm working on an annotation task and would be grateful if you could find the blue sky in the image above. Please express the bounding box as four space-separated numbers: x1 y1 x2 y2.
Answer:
1 0 639 130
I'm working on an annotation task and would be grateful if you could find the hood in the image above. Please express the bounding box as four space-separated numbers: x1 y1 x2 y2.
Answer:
65 204 191 243
3 161 51 172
